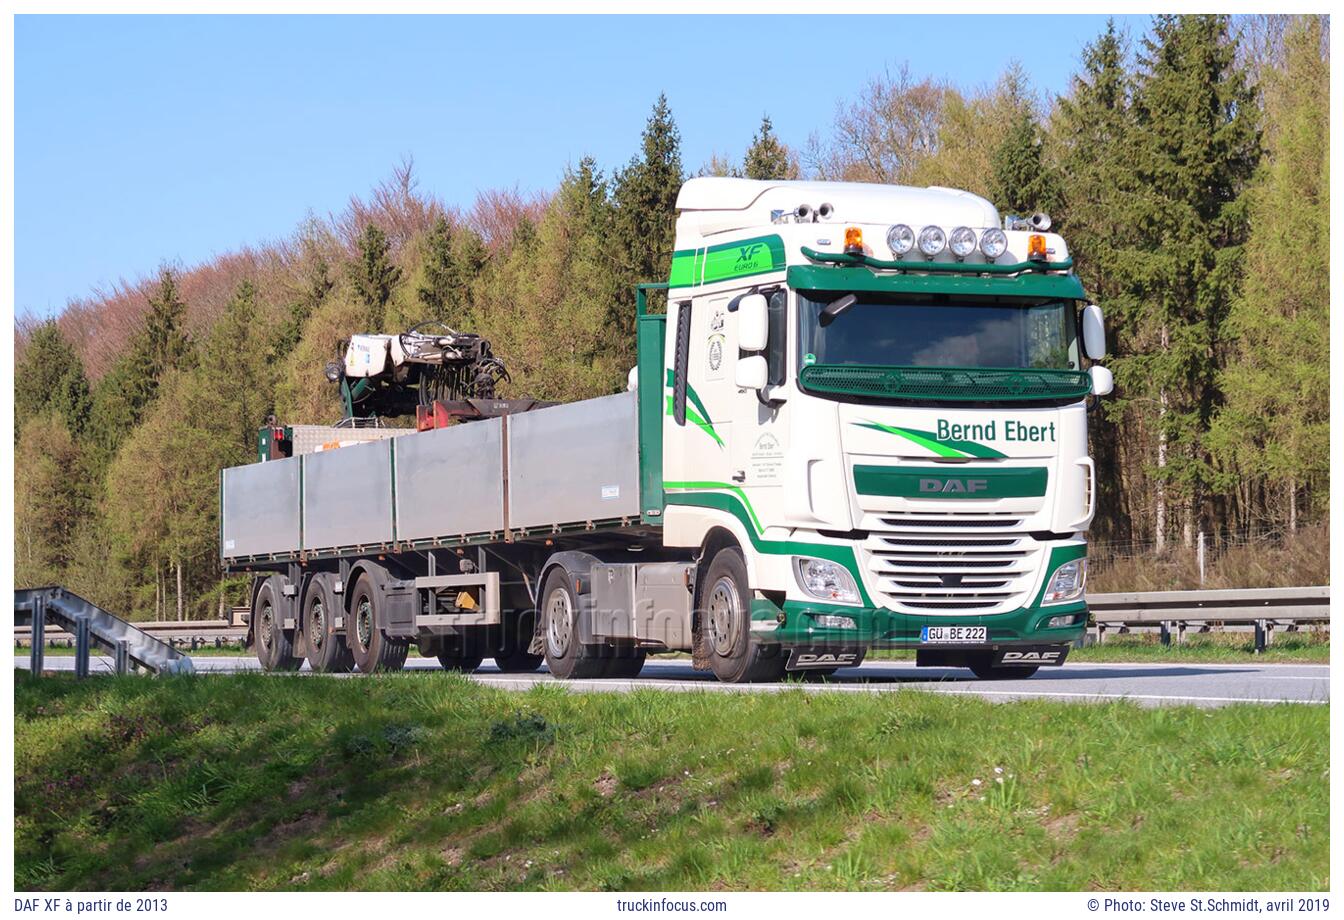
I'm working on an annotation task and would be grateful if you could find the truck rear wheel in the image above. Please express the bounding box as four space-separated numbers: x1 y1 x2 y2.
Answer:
540 568 606 680
494 611 544 673
702 548 785 684
603 647 647 679
254 576 302 672
347 573 409 673
303 575 353 673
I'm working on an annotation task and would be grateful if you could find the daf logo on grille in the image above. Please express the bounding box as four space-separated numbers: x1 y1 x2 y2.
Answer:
920 477 989 494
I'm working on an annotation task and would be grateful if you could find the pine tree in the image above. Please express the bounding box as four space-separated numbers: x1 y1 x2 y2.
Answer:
1117 14 1260 546
14 413 90 587
743 116 797 180
417 215 463 322
15 320 93 437
85 268 193 473
1210 15 1328 532
990 106 1062 216
1052 20 1142 541
612 94 684 323
349 224 402 330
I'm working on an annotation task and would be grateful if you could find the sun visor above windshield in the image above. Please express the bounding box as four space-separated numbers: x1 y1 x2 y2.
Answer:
787 265 1087 302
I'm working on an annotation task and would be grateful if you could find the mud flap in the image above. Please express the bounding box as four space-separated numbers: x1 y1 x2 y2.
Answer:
991 645 1070 668
786 648 866 671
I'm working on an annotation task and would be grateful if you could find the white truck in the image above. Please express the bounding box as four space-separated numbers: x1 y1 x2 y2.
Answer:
221 178 1111 683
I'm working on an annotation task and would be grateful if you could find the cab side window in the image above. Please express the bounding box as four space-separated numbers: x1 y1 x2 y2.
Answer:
767 290 787 386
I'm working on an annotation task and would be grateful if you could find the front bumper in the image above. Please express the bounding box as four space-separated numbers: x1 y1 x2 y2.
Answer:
752 597 1089 649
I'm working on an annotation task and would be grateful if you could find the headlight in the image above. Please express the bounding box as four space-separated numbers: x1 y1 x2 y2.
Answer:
949 226 977 258
918 225 946 257
1042 558 1086 605
886 223 914 255
980 227 1008 259
794 557 860 604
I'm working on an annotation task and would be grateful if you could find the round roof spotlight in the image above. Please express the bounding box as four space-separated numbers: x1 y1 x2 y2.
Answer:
949 226 977 259
979 227 1008 260
917 225 946 258
817 202 834 219
886 224 915 256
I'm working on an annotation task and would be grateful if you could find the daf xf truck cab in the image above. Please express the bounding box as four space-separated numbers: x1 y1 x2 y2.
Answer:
222 177 1110 683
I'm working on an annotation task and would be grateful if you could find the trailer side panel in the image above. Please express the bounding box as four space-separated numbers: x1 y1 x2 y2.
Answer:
302 439 394 550
221 457 301 558
508 391 640 529
395 417 505 540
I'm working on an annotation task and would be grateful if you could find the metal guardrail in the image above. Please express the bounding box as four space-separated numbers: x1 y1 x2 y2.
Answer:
1086 586 1330 651
16 587 196 676
14 615 248 650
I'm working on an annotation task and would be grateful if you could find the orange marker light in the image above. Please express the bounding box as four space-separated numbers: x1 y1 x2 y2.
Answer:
844 226 864 254
1028 234 1048 261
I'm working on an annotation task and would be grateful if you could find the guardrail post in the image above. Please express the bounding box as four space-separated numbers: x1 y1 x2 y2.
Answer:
1254 619 1267 654
1160 621 1171 647
30 595 45 675
74 616 91 679
114 640 130 675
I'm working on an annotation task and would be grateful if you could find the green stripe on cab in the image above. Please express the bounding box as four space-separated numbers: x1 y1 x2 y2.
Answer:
854 465 1048 499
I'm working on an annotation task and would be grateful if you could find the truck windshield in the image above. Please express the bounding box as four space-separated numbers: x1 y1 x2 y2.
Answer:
797 291 1080 371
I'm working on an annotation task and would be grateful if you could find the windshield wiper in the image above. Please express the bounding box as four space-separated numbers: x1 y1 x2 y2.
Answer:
818 293 858 327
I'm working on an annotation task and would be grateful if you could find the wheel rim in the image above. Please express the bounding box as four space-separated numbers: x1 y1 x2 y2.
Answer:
707 577 740 657
545 588 573 658
356 597 373 649
310 598 325 650
259 602 275 652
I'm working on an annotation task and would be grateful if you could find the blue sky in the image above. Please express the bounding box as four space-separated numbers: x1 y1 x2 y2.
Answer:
15 14 1144 317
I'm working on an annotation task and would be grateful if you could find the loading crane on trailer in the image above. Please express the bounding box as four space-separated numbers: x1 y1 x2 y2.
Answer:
223 177 1113 683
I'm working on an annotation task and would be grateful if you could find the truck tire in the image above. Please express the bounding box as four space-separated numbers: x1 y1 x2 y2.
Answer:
254 577 302 672
347 573 409 673
603 647 647 679
302 575 353 673
494 611 543 673
701 547 786 684
437 652 484 673
967 653 1039 680
540 568 606 680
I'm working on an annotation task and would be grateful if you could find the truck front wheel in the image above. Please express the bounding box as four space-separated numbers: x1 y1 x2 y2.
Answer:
540 569 606 680
347 573 409 674
701 548 785 684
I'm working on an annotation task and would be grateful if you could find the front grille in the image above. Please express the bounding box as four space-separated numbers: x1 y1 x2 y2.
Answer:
861 512 1042 615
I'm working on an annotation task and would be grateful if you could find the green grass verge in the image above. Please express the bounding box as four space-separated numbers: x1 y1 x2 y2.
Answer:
15 672 1327 892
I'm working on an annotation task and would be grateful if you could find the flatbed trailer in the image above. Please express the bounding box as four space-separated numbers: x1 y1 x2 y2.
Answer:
222 177 1111 682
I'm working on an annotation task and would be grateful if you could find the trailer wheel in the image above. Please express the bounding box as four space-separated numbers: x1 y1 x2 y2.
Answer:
254 577 302 672
303 575 353 673
437 653 484 673
701 547 785 684
540 569 606 680
494 611 543 673
967 654 1039 680
347 573 409 673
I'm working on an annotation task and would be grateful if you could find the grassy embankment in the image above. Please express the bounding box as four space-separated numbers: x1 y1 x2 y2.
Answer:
15 671 1327 892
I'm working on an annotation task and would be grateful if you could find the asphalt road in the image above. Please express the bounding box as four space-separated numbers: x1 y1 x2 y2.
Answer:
16 654 1329 708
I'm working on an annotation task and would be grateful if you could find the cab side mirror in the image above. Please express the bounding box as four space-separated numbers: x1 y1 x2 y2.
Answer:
1082 304 1106 360
1089 365 1114 397
736 355 768 391
737 294 769 352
